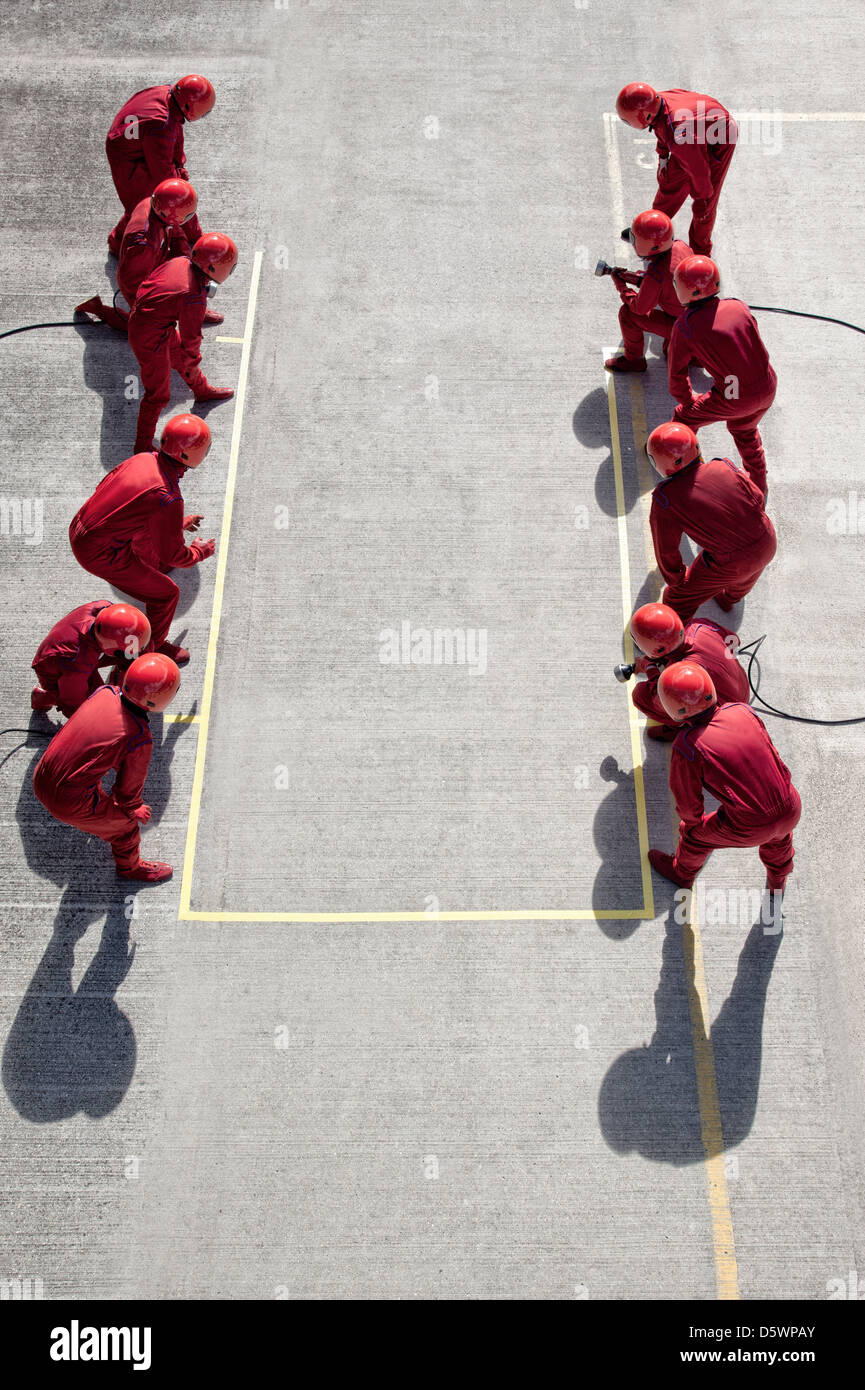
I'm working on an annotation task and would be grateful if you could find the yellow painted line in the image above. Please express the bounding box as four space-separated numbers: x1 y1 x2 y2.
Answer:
215 335 246 344
605 361 654 919
179 251 264 916
627 372 740 1300
164 714 200 724
682 890 740 1299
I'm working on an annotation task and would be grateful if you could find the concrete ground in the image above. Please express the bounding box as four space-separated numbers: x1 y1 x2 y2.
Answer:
0 0 863 1300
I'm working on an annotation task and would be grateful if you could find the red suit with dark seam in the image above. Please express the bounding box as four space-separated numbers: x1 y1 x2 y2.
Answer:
617 238 692 360
69 450 209 651
668 296 777 498
105 84 202 250
33 684 154 872
127 257 208 450
650 89 737 255
668 702 801 889
32 600 114 716
631 618 749 723
650 456 777 622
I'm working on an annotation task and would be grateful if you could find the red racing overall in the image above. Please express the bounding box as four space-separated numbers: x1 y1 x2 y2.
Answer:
668 702 801 890
631 617 749 723
650 89 737 255
69 451 210 651
33 684 154 872
668 296 777 499
31 600 114 716
105 84 203 251
650 456 777 622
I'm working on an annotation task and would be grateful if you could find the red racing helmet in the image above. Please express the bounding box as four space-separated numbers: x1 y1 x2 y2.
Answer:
191 232 238 283
631 209 674 258
123 654 181 713
646 421 700 477
674 255 720 305
657 661 717 723
151 177 198 226
630 603 685 659
93 604 152 660
160 413 212 468
615 83 660 129
172 74 215 121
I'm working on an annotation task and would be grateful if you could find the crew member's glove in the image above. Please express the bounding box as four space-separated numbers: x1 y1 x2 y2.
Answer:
184 513 204 532
633 657 660 677
193 538 216 561
131 804 152 825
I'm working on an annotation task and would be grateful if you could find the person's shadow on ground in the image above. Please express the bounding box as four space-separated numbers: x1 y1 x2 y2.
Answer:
2 890 137 1121
2 706 196 1121
597 904 783 1164
591 751 669 939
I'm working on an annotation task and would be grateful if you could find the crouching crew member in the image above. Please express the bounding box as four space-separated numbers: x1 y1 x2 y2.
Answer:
648 422 777 623
627 601 749 740
33 653 181 884
668 256 777 500
31 601 151 717
76 179 225 328
647 661 801 895
69 414 215 666
604 210 692 373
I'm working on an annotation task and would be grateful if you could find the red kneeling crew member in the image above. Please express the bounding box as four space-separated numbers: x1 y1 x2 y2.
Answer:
68 415 215 663
32 656 180 883
667 701 801 891
632 617 749 728
31 601 152 716
647 423 777 624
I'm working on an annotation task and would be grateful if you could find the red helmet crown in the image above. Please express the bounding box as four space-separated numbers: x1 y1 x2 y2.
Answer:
631 209 674 258
616 83 659 129
151 177 198 226
191 232 238 284
172 75 215 121
93 604 152 659
658 661 717 723
123 654 181 712
647 421 700 478
160 413 212 469
630 603 685 659
674 255 720 305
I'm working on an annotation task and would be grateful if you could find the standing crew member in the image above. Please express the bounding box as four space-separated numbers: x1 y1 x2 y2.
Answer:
604 210 692 373
648 422 777 623
69 414 215 666
33 653 181 884
105 75 213 253
615 83 737 255
75 179 217 330
127 232 237 452
626 601 749 740
647 661 801 895
31 601 151 717
668 256 777 500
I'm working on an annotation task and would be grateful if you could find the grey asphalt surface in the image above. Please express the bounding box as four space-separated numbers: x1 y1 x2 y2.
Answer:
0 0 863 1300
